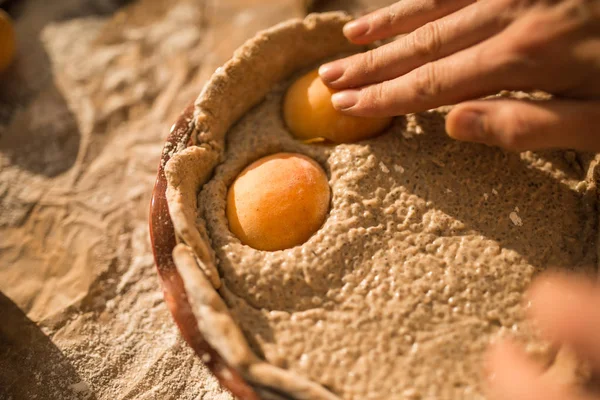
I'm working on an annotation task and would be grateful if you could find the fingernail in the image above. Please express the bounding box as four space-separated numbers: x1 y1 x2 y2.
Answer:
343 20 369 38
319 63 344 83
331 90 359 111
448 110 485 142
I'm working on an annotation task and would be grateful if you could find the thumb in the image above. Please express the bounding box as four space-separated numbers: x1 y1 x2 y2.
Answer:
446 99 600 152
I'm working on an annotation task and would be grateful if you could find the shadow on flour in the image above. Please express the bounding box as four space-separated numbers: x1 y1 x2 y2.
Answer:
308 0 363 13
0 83 81 177
0 292 97 400
372 111 595 270
0 0 135 178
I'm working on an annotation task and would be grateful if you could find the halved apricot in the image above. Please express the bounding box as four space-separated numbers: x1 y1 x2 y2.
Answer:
283 69 392 143
226 153 330 251
0 10 15 73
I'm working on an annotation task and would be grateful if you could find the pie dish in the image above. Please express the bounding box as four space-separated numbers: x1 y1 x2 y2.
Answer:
150 11 599 400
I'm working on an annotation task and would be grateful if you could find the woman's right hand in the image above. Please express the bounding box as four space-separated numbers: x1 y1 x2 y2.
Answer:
320 0 600 152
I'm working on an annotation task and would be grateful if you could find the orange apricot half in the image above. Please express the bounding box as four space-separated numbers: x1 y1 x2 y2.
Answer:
226 153 330 251
283 69 392 143
0 10 15 73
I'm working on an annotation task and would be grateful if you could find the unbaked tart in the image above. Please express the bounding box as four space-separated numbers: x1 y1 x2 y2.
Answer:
154 11 599 400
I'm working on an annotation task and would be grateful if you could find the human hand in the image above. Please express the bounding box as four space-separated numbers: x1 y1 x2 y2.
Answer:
487 274 600 400
319 0 600 151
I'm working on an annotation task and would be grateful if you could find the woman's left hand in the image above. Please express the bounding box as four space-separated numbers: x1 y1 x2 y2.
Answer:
487 274 600 400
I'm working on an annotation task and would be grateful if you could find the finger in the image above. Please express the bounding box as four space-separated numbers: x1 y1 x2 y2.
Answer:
330 32 529 117
487 340 592 400
527 275 600 372
487 341 550 400
446 99 600 152
320 0 513 90
342 0 475 45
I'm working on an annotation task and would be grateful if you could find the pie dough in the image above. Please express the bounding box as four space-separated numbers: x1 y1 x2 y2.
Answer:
165 12 598 400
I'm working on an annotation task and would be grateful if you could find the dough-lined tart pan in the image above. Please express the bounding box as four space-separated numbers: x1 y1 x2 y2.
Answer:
149 11 599 400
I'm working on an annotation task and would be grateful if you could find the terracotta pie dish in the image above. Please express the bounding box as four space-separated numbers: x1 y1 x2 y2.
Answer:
149 12 598 400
